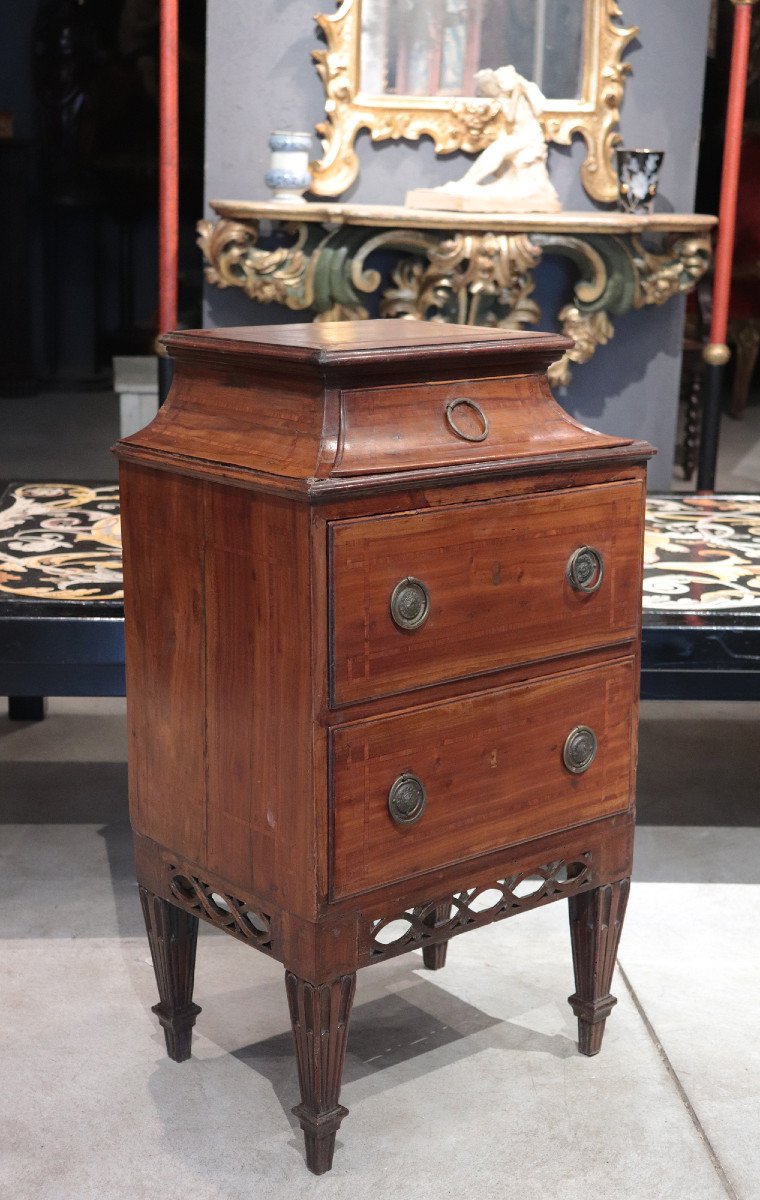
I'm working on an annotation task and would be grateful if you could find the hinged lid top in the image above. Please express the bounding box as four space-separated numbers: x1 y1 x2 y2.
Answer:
160 320 572 381
115 320 653 498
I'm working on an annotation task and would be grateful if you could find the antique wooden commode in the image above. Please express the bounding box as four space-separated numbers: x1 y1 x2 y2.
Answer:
115 321 652 1175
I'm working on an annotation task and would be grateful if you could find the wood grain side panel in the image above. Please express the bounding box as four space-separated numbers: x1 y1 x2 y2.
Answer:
331 657 636 899
330 480 644 705
122 362 325 479
121 467 317 917
204 487 317 916
119 464 207 861
309 513 331 903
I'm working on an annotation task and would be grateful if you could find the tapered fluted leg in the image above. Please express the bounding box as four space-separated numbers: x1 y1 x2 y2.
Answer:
422 902 451 970
568 878 630 1056
139 886 201 1062
285 970 356 1175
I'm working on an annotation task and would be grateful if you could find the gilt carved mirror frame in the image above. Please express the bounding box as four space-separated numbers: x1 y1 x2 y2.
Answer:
310 0 638 203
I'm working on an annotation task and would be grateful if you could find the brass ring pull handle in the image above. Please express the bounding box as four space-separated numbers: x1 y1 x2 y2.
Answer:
444 397 490 443
390 576 431 631
566 545 604 594
563 726 598 775
388 773 427 825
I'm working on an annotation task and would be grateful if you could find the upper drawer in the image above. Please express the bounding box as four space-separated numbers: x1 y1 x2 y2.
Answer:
332 374 631 476
329 480 644 706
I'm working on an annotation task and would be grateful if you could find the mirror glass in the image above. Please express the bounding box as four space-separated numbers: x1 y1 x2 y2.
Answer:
359 0 586 101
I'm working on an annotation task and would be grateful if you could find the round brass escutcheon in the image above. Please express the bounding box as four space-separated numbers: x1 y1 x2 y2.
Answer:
444 397 490 443
390 576 431 631
566 545 604 594
563 726 598 775
388 773 427 825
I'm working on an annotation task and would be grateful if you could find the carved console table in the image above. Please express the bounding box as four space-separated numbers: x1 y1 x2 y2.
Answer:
198 201 716 386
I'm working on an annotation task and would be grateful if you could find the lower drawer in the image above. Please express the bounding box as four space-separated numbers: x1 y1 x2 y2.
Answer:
330 657 636 899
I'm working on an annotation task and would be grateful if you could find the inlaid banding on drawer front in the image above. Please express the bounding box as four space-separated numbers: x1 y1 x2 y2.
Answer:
333 374 630 477
329 481 644 706
330 657 636 900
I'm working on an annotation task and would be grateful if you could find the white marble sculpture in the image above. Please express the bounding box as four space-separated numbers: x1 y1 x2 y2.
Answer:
406 65 561 214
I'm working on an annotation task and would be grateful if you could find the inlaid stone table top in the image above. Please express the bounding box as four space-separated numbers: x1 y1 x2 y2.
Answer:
0 482 123 608
4 484 759 619
643 495 760 613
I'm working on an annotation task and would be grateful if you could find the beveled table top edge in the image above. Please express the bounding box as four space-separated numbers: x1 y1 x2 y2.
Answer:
210 198 718 236
113 439 655 500
160 323 574 377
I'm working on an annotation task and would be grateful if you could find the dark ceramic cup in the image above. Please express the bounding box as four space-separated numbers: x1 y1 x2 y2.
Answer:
616 149 665 214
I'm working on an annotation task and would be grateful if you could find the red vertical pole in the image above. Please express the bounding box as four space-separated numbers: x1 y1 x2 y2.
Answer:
709 0 754 351
698 0 757 490
158 0 179 399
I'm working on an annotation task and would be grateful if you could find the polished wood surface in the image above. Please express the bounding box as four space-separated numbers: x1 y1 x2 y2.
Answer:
116 321 650 500
569 878 630 1055
120 468 207 864
332 656 636 899
139 886 200 1062
286 971 356 1175
330 480 644 704
123 364 328 483
115 319 651 1175
121 465 318 916
335 374 629 476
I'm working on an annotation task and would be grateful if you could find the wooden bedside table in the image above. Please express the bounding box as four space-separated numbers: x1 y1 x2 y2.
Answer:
114 321 653 1176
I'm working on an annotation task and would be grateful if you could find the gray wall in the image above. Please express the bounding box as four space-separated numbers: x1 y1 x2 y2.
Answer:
204 0 712 488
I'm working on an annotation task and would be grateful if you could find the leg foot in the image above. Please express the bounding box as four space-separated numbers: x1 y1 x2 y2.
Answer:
568 878 629 1057
422 942 448 970
422 902 451 969
8 696 46 721
286 970 356 1175
139 886 201 1062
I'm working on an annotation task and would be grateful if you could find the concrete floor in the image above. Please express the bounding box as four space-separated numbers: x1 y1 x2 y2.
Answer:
1 698 759 1199
1 393 759 1197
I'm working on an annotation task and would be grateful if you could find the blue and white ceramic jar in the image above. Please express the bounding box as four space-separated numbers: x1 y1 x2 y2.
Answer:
265 131 313 201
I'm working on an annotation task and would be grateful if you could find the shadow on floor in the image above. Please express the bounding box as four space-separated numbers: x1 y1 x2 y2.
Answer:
192 972 576 1135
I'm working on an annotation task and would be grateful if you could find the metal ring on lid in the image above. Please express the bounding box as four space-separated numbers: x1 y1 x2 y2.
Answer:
444 397 490 443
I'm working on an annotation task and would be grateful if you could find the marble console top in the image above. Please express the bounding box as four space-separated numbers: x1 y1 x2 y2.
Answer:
210 199 718 237
2 485 758 617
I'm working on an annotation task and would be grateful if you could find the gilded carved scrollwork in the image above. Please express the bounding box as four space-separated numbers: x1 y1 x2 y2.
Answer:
196 217 375 319
535 230 713 385
550 309 614 387
381 233 541 328
630 234 713 307
311 0 638 203
197 218 322 311
198 215 713 387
